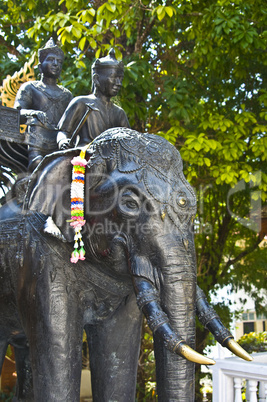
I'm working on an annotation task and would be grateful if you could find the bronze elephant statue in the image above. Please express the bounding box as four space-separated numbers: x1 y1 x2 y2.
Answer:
0 128 251 401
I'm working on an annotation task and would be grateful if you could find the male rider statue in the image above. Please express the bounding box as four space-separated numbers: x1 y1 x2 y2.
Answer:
14 38 73 171
57 48 130 149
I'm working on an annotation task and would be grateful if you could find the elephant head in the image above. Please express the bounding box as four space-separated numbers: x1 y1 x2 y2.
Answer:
25 127 251 401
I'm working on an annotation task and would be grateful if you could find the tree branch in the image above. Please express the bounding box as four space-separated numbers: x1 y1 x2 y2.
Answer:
134 15 156 54
224 235 262 270
0 36 21 57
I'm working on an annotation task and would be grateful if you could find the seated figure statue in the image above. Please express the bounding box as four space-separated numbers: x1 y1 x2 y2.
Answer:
14 38 73 171
57 48 130 149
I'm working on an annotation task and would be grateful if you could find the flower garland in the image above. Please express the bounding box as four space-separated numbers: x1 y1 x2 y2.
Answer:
69 146 90 263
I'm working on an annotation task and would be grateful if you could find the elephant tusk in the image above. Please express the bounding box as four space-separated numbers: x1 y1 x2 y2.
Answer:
196 286 254 361
224 338 253 361
175 342 215 365
133 277 215 365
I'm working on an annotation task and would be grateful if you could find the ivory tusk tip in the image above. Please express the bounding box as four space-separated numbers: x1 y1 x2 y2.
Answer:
179 344 215 365
225 338 253 361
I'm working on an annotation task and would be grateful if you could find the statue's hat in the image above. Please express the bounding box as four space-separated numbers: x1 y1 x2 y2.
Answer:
38 38 64 63
92 48 124 72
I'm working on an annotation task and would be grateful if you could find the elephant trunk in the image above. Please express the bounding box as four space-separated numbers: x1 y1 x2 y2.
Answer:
130 247 213 401
133 266 211 402
196 286 252 361
134 278 214 365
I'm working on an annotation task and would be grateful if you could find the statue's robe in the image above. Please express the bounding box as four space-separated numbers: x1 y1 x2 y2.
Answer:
57 94 130 145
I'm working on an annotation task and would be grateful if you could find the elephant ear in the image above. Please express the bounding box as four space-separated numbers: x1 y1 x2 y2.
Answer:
25 149 81 242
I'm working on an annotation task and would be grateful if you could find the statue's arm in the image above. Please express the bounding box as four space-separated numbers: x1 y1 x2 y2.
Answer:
119 108 130 129
57 98 84 149
14 82 47 125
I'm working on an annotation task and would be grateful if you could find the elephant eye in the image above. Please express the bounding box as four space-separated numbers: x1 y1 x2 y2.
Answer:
177 194 187 208
125 199 139 210
119 190 141 216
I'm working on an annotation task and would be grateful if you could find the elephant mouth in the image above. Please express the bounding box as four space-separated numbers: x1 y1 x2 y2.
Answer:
86 231 131 277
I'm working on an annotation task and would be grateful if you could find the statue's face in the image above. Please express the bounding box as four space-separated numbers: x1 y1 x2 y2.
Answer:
96 68 124 98
40 52 63 79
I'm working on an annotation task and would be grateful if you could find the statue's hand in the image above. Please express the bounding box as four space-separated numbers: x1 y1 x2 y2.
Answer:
35 111 47 126
26 111 48 126
58 138 71 150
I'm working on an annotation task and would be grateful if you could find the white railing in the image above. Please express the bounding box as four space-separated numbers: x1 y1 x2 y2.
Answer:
212 352 267 402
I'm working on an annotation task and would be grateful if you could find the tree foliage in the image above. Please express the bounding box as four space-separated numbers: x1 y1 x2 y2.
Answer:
0 0 267 399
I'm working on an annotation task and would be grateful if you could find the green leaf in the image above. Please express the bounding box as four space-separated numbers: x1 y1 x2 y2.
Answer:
156 6 164 15
95 48 101 59
106 3 116 13
71 25 82 38
76 60 86 69
193 141 202 151
204 158 211 167
157 10 166 21
165 6 174 18
79 37 87 50
89 37 97 49
114 47 122 60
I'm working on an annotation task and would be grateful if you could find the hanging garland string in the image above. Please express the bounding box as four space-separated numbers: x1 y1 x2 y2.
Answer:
69 145 90 263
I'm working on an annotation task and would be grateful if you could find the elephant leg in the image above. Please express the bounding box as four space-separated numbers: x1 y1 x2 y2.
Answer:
20 270 84 402
13 344 34 402
86 292 142 402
